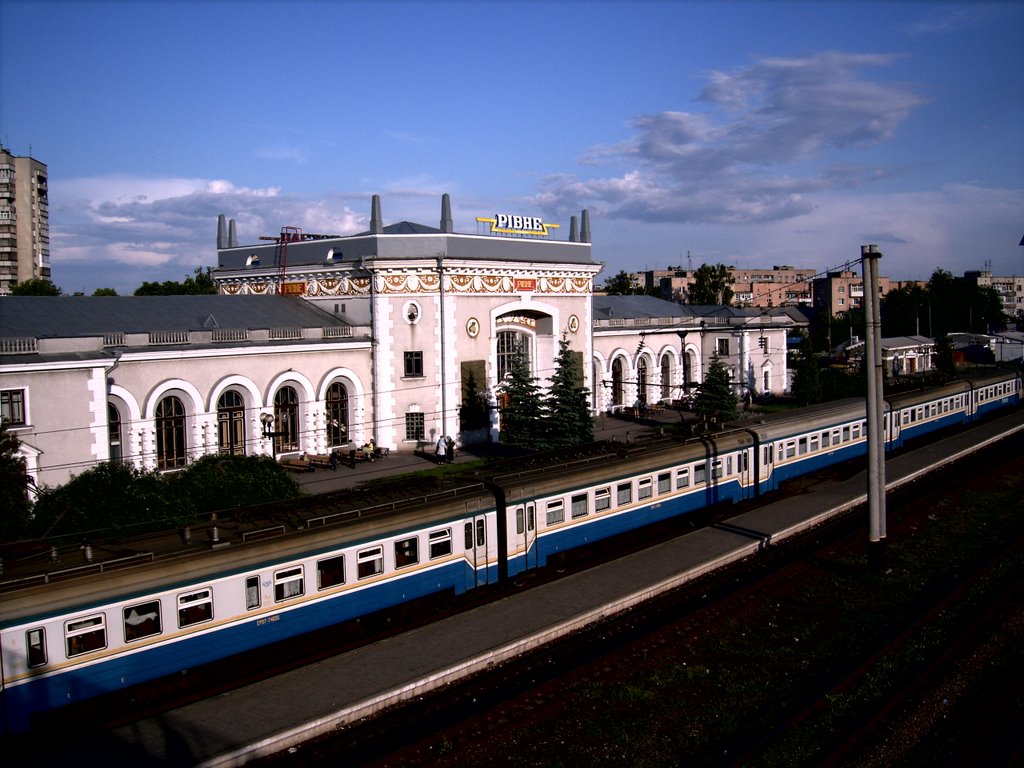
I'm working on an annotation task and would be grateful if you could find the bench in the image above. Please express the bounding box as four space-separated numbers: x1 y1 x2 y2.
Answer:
279 456 314 473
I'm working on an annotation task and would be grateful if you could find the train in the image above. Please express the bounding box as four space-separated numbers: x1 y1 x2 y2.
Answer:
1 368 1020 733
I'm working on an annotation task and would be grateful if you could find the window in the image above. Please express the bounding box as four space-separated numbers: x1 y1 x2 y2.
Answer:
497 330 531 381
717 338 730 356
637 358 648 405
272 387 300 453
358 546 384 579
429 528 452 559
676 468 690 488
403 351 424 378
475 519 486 547
274 566 304 601
178 588 213 627
546 499 564 525
786 441 796 459
405 412 425 441
516 506 525 534
65 615 106 657
123 600 162 642
394 537 419 568
464 522 473 550
245 576 261 610
26 628 47 668
217 390 246 455
156 395 187 469
617 482 632 506
694 463 707 484
108 403 122 461
638 477 653 500
571 493 589 519
658 473 671 494
713 460 724 480
318 555 346 589
527 503 535 531
1 389 25 426
326 382 348 446
595 487 611 512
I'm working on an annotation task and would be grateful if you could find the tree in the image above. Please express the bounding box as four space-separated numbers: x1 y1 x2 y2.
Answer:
176 454 300 514
135 267 218 296
9 278 61 296
498 348 547 449
693 353 738 427
933 333 956 381
546 334 593 446
0 421 32 541
92 287 118 296
688 264 733 306
790 334 823 406
601 270 641 295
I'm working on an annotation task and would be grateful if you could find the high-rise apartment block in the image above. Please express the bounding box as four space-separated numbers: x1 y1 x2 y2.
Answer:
0 145 50 294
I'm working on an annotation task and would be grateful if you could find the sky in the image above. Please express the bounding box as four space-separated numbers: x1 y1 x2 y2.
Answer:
1 0 1022 296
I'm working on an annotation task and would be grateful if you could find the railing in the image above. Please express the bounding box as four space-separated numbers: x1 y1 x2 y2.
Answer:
149 330 191 345
270 327 302 340
212 328 249 342
0 337 37 354
103 332 125 347
322 326 353 338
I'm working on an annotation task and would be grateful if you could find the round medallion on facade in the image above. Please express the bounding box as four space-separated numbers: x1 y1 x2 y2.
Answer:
404 301 422 324
466 317 480 338
568 314 580 333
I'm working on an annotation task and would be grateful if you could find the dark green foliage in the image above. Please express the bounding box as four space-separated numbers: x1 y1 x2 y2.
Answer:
790 334 823 406
9 278 61 296
688 263 734 306
694 353 738 425
933 333 956 380
31 461 183 540
0 422 32 540
91 287 118 296
600 270 641 295
546 335 594 446
176 454 300 514
459 366 491 431
498 348 548 449
135 266 218 296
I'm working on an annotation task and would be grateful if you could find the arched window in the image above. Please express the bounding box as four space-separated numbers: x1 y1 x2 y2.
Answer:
637 358 649 405
273 386 300 453
108 403 122 462
217 390 246 455
156 395 187 469
497 330 531 381
660 355 672 400
326 382 348 447
612 358 624 406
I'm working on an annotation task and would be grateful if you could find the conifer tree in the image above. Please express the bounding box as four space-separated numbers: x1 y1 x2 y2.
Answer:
547 334 593 446
498 347 547 449
694 353 738 427
0 421 32 541
790 334 823 406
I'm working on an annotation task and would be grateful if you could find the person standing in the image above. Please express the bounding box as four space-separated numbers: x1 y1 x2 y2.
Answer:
435 435 447 464
445 435 455 463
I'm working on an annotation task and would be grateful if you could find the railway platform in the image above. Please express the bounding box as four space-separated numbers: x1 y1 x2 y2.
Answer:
12 409 1024 768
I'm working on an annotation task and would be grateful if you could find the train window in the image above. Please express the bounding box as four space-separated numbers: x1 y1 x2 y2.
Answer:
776 444 784 462
476 519 485 547
694 464 706 484
547 499 565 525
26 628 46 668
357 547 384 579
638 478 653 500
318 555 346 589
274 566 305 601
852 423 862 439
395 537 419 569
595 487 611 511
464 522 473 550
798 437 807 455
741 451 749 472
617 482 632 506
65 615 106 657
842 426 851 442
178 589 213 627
822 432 830 448
677 467 690 488
571 494 588 519
528 503 535 531
903 411 911 425
516 507 525 534
810 435 819 452
246 576 261 610
785 442 796 459
429 528 452 559
658 473 671 494
713 461 723 480
123 600 162 642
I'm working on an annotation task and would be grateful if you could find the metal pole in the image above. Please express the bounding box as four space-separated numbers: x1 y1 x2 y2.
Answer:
861 245 886 545
437 255 448 441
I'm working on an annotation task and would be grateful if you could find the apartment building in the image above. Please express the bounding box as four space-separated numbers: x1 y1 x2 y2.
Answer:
0 145 50 294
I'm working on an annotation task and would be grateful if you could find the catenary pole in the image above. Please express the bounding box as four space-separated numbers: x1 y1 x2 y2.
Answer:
861 245 887 545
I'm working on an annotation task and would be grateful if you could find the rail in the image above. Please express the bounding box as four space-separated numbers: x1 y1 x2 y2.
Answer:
0 552 156 592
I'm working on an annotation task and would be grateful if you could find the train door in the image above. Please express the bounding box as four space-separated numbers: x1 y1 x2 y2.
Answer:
464 515 490 590
739 448 752 499
518 502 538 572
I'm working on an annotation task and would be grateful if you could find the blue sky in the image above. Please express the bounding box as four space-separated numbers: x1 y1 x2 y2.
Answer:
1 0 1021 295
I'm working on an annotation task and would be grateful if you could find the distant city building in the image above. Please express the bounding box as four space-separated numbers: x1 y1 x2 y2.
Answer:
0 145 50 294
639 266 816 308
960 270 1024 321
813 270 892 317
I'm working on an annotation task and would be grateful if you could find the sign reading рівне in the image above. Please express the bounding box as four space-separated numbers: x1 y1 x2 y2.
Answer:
476 214 560 237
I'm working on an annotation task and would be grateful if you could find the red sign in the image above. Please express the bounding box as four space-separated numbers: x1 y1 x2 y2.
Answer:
280 282 306 296
514 278 536 291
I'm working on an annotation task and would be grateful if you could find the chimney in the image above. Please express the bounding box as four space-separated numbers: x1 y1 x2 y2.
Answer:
569 215 578 242
440 193 454 233
580 209 591 244
217 214 228 249
370 195 383 234
228 219 238 248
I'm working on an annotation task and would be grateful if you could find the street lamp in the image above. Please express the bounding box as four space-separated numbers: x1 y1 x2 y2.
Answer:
259 412 288 438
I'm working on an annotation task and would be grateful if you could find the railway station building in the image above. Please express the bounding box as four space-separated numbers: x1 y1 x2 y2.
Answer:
1 194 794 491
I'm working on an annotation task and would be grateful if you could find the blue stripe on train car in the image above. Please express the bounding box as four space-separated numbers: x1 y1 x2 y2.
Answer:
894 411 968 446
762 442 866 490
4 559 472 732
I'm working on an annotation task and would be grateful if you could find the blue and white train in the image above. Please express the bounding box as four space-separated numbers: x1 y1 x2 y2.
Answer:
1 368 1019 733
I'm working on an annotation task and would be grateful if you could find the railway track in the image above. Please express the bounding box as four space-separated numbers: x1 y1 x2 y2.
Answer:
253 437 1024 767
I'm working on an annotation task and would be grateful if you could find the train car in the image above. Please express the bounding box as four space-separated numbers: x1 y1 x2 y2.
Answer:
0 484 497 733
496 430 756 576
2 371 1019 734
